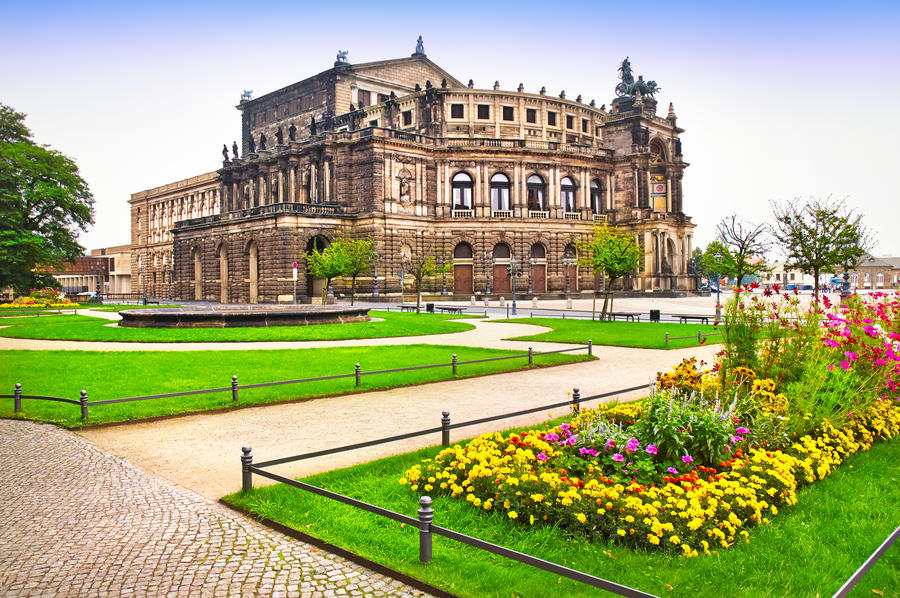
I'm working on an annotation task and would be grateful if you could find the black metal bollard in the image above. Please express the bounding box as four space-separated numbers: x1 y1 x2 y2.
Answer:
587 339 593 356
241 446 253 493
80 390 88 421
451 354 457 375
14 383 22 413
698 329 702 343
528 347 533 366
418 495 434 563
232 375 239 402
571 387 580 415
665 332 669 348
355 363 361 386
441 411 451 446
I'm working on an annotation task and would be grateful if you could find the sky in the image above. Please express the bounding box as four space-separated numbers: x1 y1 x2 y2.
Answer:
2 0 899 257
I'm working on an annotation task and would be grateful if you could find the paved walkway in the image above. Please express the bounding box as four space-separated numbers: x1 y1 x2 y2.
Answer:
0 419 430 597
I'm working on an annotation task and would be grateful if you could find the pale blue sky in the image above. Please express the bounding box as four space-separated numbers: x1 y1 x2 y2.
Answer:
3 0 899 255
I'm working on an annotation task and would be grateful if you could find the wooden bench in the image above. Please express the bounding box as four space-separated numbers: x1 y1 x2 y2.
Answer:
436 306 465 315
399 305 417 312
676 314 710 325
605 312 640 322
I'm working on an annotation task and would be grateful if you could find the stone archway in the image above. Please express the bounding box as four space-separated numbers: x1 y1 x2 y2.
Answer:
492 243 511 294
305 235 330 298
217 243 228 303
529 243 547 294
247 240 259 303
192 247 202 301
453 242 474 295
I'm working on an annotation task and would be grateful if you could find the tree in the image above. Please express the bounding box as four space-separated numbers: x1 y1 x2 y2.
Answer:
716 214 770 287
305 244 346 303
771 196 870 299
0 104 94 293
330 237 376 305
699 240 732 287
576 225 641 320
401 251 451 313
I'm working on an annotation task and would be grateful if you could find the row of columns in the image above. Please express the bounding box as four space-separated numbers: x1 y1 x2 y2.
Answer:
149 191 220 243
225 162 331 212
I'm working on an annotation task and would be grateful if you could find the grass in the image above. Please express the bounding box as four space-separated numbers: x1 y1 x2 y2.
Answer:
224 431 899 598
498 318 722 349
0 345 590 427
0 310 476 342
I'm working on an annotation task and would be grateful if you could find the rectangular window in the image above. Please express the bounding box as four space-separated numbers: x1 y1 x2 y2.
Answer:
378 93 390 103
502 106 514 121
566 115 574 129
547 111 557 126
477 105 490 119
402 110 412 126
582 118 588 133
357 90 371 106
526 108 536 123
369 119 378 127
451 103 464 118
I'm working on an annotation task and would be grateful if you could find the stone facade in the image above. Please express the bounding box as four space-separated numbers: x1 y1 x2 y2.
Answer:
131 47 696 303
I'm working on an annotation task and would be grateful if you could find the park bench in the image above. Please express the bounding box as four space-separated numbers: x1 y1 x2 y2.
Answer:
436 306 465 315
675 314 711 325
399 305 417 312
605 312 640 322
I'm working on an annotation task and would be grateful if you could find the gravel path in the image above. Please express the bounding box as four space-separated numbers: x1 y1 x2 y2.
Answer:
0 419 430 597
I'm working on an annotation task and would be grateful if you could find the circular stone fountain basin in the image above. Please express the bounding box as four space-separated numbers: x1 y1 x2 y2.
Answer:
118 305 371 328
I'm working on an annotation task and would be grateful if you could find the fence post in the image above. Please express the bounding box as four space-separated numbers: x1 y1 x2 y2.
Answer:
571 387 580 415
355 363 361 386
451 354 457 375
80 390 88 421
528 347 533 366
698 329 702 343
418 495 434 563
665 332 669 348
231 375 239 402
441 411 451 446
241 446 253 493
14 383 22 413
587 339 592 356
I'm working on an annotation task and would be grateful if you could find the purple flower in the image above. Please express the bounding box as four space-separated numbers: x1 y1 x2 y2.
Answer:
667 467 678 474
841 360 852 370
536 452 548 461
682 455 694 464
730 435 744 443
545 433 559 442
736 427 750 435
645 444 658 455
612 453 624 462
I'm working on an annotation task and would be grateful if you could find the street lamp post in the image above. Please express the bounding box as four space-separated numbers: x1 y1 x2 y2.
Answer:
440 258 448 296
141 263 147 305
507 256 521 316
715 272 722 323
563 256 576 296
292 261 298 304
527 257 534 296
483 251 492 297
372 252 379 298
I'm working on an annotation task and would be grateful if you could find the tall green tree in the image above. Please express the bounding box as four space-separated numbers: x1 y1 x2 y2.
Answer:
330 237 376 305
699 240 732 287
0 104 94 293
576 225 641 320
716 214 770 287
401 251 450 313
305 244 347 303
771 196 870 299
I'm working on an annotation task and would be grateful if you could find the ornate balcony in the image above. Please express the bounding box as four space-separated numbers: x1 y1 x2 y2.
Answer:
528 210 550 219
491 210 513 218
451 209 474 218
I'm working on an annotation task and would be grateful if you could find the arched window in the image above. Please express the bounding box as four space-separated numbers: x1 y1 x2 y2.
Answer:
451 172 473 210
490 173 510 211
530 244 546 259
590 179 603 213
527 174 546 211
563 244 576 260
493 243 511 260
560 177 576 212
877 272 884 286
453 243 473 259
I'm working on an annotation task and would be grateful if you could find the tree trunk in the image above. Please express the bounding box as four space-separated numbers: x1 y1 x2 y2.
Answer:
415 280 421 313
350 276 357 305
321 278 329 304
813 267 820 301
591 291 597 321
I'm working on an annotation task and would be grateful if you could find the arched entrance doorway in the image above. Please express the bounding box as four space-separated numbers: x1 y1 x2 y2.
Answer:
529 243 546 294
305 235 330 298
217 243 228 303
563 244 578 293
247 240 259 303
492 243 511 294
192 247 202 300
453 243 474 295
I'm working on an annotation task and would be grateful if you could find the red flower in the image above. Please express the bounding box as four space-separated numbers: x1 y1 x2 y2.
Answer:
750 281 760 289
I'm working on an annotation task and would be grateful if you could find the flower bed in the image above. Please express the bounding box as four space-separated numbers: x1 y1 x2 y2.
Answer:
402 290 900 557
0 288 78 309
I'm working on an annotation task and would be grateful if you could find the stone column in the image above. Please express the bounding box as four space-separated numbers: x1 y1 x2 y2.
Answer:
309 164 317 204
666 175 673 213
278 170 284 203
323 162 331 202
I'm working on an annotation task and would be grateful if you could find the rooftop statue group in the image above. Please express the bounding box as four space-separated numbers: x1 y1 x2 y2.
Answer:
223 122 298 160
615 57 661 98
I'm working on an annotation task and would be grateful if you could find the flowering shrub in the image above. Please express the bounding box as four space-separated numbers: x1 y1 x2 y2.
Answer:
0 288 78 310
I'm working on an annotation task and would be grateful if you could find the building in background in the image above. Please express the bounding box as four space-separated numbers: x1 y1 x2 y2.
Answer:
51 244 132 296
130 42 696 303
841 254 900 290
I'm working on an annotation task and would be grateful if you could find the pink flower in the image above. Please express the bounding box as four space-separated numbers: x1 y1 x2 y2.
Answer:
682 455 694 464
536 452 548 461
645 444 658 455
545 433 559 442
841 360 852 370
827 364 835 371
667 467 678 474
844 351 859 362
626 438 640 452
612 453 624 462
605 439 616 448
736 427 749 435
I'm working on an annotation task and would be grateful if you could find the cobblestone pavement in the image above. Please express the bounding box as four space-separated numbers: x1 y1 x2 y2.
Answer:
0 419 431 597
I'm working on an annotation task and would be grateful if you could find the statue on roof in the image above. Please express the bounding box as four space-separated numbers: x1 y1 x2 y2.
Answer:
288 123 296 141
232 141 239 158
222 144 229 161
414 35 425 55
241 90 253 101
275 126 283 145
614 57 661 98
335 50 349 64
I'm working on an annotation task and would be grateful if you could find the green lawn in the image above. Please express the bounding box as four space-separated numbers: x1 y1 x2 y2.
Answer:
0 310 475 342
225 433 899 598
498 317 721 349
0 345 590 426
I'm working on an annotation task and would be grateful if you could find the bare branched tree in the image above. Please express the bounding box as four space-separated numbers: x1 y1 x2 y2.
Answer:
717 214 771 286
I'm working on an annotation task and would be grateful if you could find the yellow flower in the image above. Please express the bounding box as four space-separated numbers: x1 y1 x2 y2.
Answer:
508 511 518 519
617 529 626 537
575 513 587 524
